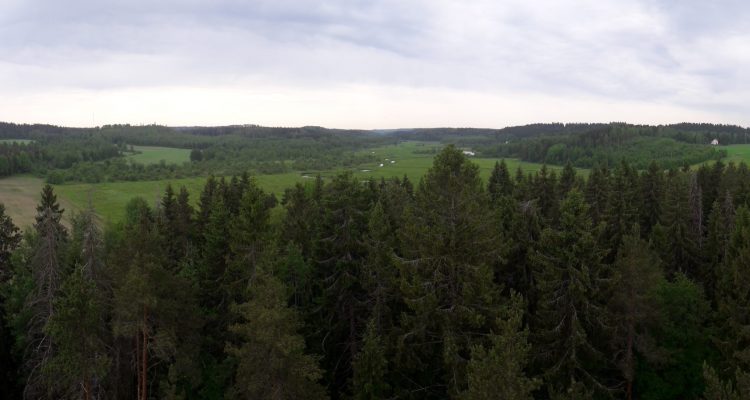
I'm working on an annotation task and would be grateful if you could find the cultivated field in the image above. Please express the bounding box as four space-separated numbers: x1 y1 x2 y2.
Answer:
125 145 192 165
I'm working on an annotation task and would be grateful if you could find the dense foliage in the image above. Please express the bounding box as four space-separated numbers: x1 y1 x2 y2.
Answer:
0 123 393 182
4 142 750 398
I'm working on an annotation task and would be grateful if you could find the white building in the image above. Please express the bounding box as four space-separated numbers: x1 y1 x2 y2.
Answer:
711 139 719 145
462 150 476 156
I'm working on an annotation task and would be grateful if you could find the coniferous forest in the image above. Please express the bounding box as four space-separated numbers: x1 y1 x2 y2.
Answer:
3 144 750 399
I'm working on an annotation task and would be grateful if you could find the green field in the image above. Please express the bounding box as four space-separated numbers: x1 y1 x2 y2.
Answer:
125 145 192 165
53 173 314 224
2 141 574 226
348 141 569 182
721 144 750 164
0 139 34 145
692 144 750 168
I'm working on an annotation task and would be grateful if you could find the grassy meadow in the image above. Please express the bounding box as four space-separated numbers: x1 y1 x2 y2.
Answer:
0 175 77 229
0 139 34 145
2 141 569 226
349 141 568 183
721 144 750 164
125 145 192 165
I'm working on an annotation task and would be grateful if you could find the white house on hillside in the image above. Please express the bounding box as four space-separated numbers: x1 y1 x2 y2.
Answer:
711 139 719 145
462 150 476 156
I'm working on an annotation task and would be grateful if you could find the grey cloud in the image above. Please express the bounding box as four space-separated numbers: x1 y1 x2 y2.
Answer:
0 0 748 123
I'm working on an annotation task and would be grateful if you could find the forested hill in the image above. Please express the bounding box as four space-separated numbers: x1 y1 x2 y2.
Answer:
3 145 750 398
392 123 750 169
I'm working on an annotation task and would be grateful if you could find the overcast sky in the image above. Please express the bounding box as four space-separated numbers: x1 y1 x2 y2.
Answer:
0 0 748 128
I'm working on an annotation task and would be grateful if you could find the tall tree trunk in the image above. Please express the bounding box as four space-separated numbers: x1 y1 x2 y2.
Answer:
83 377 91 400
626 323 634 400
136 331 141 400
141 305 148 400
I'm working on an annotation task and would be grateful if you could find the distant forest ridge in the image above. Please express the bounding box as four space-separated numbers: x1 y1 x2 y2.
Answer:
0 121 748 181
1 121 749 142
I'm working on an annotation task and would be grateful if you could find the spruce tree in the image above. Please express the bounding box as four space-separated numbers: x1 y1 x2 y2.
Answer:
637 274 713 399
34 184 65 231
607 228 663 400
460 293 540 400
660 172 701 277
399 145 505 397
532 189 610 395
22 184 69 398
351 319 390 400
558 162 577 197
309 172 370 396
280 183 318 260
488 160 513 202
227 180 273 303
226 269 327 400
584 164 610 225
703 363 750 400
362 201 399 332
44 265 110 399
0 204 20 281
640 161 664 235
715 206 750 374
0 203 21 398
604 162 639 257
196 175 217 230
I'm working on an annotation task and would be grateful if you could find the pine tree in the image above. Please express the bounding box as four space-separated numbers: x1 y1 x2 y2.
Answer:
532 189 610 395
226 270 327 400
460 293 540 400
111 198 200 400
